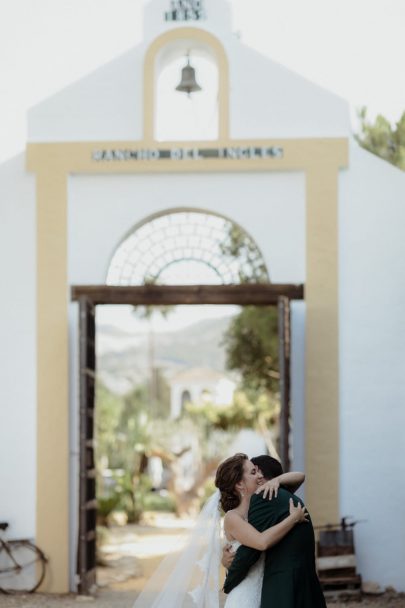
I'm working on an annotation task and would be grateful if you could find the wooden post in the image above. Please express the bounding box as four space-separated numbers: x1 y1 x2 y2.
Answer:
278 296 291 472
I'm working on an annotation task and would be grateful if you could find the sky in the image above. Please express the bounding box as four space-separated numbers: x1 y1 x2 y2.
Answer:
2 0 404 331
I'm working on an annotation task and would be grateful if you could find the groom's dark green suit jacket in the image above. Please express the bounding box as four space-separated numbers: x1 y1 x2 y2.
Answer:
223 488 326 608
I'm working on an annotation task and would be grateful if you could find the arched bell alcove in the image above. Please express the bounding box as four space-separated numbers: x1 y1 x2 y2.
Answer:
155 46 219 141
143 27 229 142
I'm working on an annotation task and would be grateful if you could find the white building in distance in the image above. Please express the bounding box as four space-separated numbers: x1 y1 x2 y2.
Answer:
170 366 236 418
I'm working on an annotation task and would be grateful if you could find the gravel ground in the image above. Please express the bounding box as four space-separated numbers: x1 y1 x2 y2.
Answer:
2 516 403 607
0 590 404 607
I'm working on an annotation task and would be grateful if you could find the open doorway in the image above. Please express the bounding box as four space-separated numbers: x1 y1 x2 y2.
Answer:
72 206 303 596
72 283 303 595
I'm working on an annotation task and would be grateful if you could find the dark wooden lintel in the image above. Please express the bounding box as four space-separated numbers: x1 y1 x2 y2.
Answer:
71 284 304 306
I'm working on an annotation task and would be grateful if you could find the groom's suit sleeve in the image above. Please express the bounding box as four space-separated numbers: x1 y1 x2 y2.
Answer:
223 493 280 594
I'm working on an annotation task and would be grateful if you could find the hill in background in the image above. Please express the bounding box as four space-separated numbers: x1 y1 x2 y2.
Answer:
97 315 238 395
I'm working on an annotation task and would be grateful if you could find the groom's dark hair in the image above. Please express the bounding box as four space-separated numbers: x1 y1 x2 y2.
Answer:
251 455 283 480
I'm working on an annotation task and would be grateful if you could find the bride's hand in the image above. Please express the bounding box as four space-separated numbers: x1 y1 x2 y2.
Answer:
255 478 280 500
221 544 235 570
289 498 309 523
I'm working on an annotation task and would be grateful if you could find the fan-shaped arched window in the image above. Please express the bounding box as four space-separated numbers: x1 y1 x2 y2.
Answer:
106 210 269 286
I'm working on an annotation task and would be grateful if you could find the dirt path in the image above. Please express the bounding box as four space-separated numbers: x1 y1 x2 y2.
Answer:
1 589 404 608
1 514 403 607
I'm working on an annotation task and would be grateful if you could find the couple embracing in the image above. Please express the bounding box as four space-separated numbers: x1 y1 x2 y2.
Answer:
133 453 326 607
218 453 326 607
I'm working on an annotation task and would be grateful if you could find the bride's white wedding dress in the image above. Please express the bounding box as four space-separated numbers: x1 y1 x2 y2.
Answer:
223 540 265 608
132 491 266 608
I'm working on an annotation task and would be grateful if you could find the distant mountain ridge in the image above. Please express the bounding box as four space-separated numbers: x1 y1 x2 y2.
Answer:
97 315 237 394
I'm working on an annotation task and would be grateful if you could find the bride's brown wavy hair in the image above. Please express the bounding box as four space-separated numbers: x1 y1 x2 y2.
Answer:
215 453 248 512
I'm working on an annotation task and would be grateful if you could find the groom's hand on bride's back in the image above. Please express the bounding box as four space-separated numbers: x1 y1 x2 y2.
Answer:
221 544 235 570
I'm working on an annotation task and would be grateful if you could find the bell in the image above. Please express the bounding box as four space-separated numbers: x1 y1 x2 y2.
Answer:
175 59 202 95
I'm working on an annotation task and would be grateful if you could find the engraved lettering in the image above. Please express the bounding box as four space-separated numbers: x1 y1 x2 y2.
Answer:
91 145 284 163
164 0 206 21
170 148 182 160
226 147 239 159
92 150 103 161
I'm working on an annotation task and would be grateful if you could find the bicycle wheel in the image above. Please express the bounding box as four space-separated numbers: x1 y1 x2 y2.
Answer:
0 540 47 593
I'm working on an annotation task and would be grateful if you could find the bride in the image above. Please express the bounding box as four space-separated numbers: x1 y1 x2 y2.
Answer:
132 452 307 608
215 453 307 608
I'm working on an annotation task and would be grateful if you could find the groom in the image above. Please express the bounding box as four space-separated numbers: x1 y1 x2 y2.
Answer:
223 455 326 607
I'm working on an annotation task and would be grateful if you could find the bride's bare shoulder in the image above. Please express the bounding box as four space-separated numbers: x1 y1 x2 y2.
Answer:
224 510 241 541
224 509 243 527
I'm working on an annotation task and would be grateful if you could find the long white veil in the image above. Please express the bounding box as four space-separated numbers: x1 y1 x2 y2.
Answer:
132 489 222 608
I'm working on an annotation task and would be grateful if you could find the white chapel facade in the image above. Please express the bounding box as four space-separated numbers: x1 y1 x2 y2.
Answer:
1 0 405 594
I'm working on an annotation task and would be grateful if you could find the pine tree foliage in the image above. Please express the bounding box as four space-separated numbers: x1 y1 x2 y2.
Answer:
356 107 405 170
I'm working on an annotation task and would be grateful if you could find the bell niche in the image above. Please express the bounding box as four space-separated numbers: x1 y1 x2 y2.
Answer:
154 38 219 141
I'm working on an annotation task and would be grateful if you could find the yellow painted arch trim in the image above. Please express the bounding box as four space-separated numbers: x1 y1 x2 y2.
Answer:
143 27 230 143
29 137 348 592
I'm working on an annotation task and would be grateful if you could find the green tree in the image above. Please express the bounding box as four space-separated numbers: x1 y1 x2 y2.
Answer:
117 384 151 472
185 390 279 458
95 383 150 473
186 390 278 431
219 225 268 283
95 382 124 468
222 306 279 394
355 107 405 170
96 382 155 521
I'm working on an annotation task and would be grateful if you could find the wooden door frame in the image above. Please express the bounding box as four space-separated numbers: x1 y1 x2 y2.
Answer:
72 282 303 593
71 283 304 306
278 295 292 472
77 296 97 594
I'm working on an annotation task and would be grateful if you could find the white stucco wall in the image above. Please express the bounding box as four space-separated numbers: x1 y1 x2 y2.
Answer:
28 48 144 143
339 143 405 590
28 0 350 143
0 154 36 539
67 171 305 284
229 46 349 139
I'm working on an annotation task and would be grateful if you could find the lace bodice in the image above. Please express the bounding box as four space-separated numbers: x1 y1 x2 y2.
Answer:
226 539 242 551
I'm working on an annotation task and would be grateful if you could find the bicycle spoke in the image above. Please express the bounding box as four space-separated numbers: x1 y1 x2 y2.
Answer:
0 542 46 593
